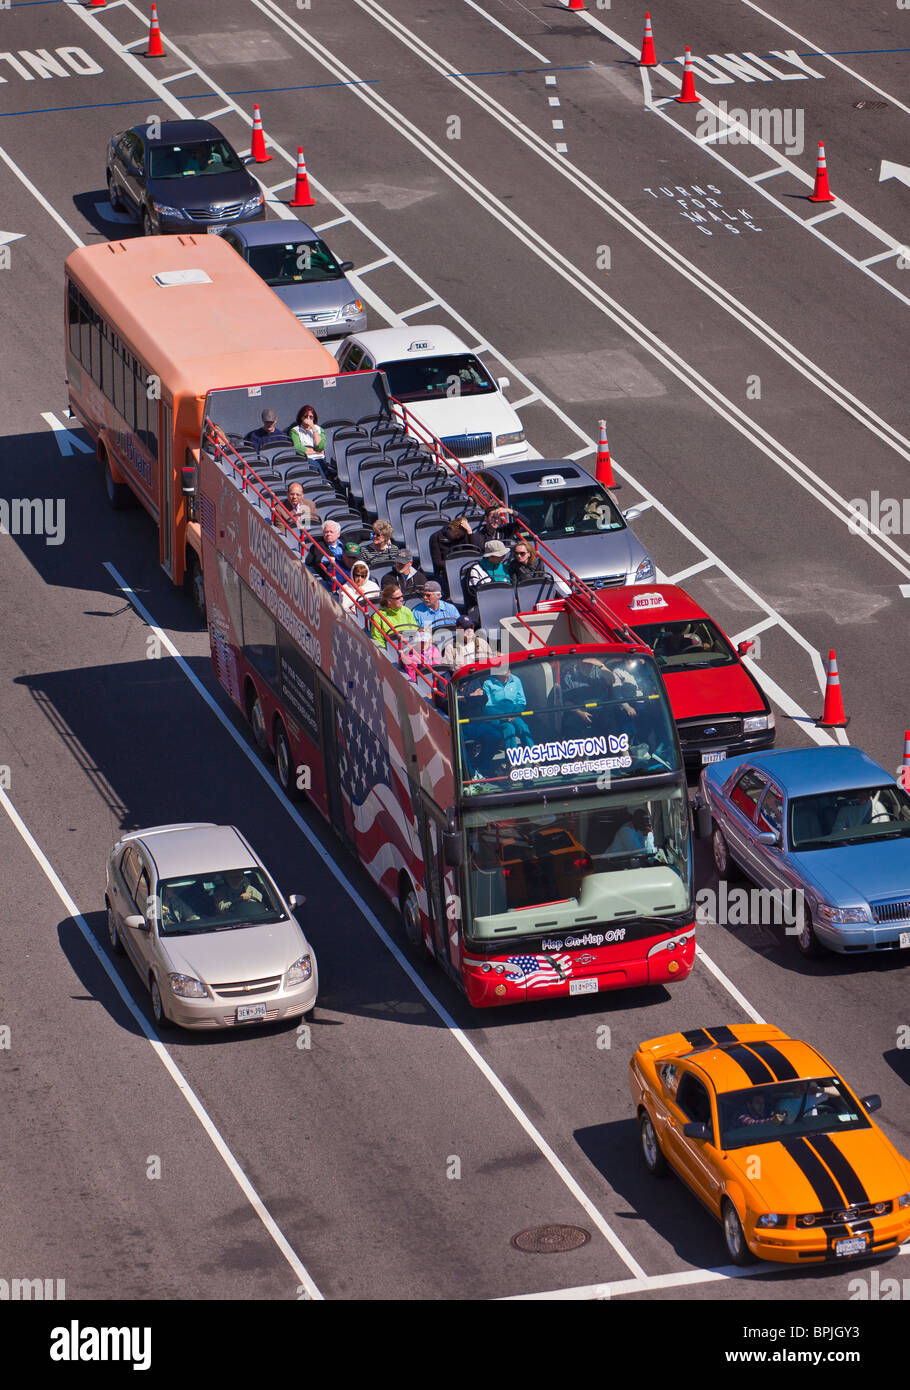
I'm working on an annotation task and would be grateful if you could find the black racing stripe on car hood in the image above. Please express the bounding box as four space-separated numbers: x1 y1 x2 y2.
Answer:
705 1025 738 1044
746 1040 800 1082
683 1028 713 1048
805 1134 869 1206
724 1043 777 1085
781 1137 845 1211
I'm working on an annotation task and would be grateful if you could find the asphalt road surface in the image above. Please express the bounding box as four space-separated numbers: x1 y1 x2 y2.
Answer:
1 0 909 1339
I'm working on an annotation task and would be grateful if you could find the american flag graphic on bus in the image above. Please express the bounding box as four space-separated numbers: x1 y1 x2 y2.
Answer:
506 954 574 988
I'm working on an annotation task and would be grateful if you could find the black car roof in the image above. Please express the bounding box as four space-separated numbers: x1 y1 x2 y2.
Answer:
131 119 226 145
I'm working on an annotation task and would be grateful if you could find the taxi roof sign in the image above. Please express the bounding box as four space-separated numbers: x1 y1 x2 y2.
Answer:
408 340 434 352
628 591 669 610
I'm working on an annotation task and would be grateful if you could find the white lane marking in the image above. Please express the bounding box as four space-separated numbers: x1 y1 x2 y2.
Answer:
750 166 786 182
357 255 394 274
461 0 550 64
66 0 845 748
0 145 83 246
160 68 195 84
313 215 350 231
738 0 910 119
900 584 910 598
41 410 94 455
880 160 910 189
862 248 903 268
731 615 777 642
694 943 764 1024
400 299 439 318
343 0 910 499
505 1244 910 1298
202 105 233 119
667 558 714 583
0 228 25 247
0 780 323 1302
806 209 842 226
102 562 651 1283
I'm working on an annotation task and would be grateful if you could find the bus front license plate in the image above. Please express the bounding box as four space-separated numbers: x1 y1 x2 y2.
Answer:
702 750 727 764
835 1237 867 1258
235 1002 267 1022
569 978 598 996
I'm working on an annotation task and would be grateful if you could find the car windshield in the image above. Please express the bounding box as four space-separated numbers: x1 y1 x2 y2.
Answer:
462 788 691 941
156 868 285 934
246 238 345 286
633 618 738 671
716 1078 870 1150
148 139 244 179
454 652 679 796
510 484 625 538
380 353 496 402
789 783 910 850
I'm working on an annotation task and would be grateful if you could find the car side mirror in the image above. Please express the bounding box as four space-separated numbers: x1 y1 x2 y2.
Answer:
682 1122 712 1141
621 506 643 522
756 830 780 847
737 640 756 656
693 797 712 840
124 913 150 932
497 376 510 391
242 154 254 165
288 895 306 910
443 831 463 867
339 260 354 273
860 1094 882 1114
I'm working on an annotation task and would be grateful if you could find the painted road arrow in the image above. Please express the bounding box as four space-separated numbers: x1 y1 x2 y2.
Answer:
879 160 910 188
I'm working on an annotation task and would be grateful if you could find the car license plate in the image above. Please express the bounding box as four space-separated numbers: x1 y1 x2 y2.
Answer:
235 1002 267 1022
834 1236 867 1257
569 978 598 996
702 750 727 764
311 325 328 338
206 224 222 234
901 932 910 949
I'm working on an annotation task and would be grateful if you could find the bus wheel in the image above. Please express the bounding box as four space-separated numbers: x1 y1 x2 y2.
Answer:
185 555 206 624
103 456 131 510
274 724 301 800
246 688 269 755
400 881 428 958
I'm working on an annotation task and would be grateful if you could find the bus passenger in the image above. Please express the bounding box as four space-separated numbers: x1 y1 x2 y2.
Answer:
466 666 533 756
339 560 380 626
370 580 419 654
429 514 483 573
441 616 494 670
290 404 326 462
286 481 318 528
361 520 396 566
306 519 345 583
244 408 289 450
508 540 546 585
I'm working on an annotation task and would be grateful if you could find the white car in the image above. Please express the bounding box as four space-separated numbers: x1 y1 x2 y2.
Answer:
334 325 528 467
105 823 317 1030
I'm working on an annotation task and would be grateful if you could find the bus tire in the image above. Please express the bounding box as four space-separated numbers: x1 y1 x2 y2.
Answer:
399 879 430 960
103 455 132 510
246 685 270 756
185 554 206 624
274 723 302 800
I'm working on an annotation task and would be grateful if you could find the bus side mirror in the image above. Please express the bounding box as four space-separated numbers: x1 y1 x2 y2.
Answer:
443 831 463 867
182 448 199 496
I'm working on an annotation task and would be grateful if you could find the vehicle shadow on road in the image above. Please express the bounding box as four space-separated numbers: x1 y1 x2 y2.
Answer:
72 190 139 240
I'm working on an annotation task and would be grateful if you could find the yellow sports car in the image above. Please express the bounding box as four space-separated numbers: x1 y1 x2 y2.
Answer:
629 1023 910 1264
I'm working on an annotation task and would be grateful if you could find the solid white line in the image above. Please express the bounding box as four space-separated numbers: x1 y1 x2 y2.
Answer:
313 215 350 231
160 68 195 83
357 255 394 274
0 778 323 1302
750 166 786 182
122 36 145 50
806 208 841 226
0 145 83 247
102 563 651 1283
267 178 294 194
511 392 540 409
400 299 439 318
461 0 550 64
202 105 233 120
732 615 778 642
694 943 764 1024
861 248 901 268
900 584 910 598
667 558 715 584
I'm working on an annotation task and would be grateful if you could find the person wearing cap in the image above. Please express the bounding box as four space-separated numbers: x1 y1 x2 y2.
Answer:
409 581 460 632
429 514 483 572
244 408 290 450
391 548 428 603
465 539 511 595
441 616 494 669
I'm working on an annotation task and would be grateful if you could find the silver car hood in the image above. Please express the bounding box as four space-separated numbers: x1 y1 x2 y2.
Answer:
276 280 355 316
162 917 309 983
547 528 649 583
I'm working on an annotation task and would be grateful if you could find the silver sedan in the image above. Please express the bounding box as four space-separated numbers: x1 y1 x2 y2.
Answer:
105 823 317 1029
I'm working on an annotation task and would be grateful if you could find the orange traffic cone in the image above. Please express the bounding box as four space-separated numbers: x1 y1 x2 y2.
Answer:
567 0 585 9
289 146 315 207
817 649 849 727
676 47 700 103
595 420 617 489
250 104 272 163
900 730 910 791
809 142 834 202
639 12 657 66
88 0 107 9
145 3 164 57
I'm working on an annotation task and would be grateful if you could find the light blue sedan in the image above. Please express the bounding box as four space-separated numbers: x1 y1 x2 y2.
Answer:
697 747 910 957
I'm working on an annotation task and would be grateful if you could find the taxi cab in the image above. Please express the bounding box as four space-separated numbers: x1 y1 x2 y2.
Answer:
630 1023 910 1265
601 585 774 770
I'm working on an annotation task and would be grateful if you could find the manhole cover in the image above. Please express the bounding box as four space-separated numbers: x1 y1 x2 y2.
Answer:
854 100 888 109
511 1224 591 1254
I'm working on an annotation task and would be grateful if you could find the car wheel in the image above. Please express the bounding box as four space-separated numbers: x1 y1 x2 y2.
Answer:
107 904 124 955
142 207 155 237
795 900 825 959
303 1007 316 1023
107 172 125 214
247 689 269 754
185 554 206 624
722 1198 754 1265
640 1111 670 1177
103 456 132 510
150 976 169 1028
712 822 741 879
274 723 302 800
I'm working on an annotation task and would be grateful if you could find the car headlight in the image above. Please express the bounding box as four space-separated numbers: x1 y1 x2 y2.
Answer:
817 904 870 924
242 193 265 213
743 714 773 732
496 430 526 447
633 557 655 583
341 299 364 318
168 973 207 998
757 1213 786 1228
153 203 185 219
286 954 313 986
898 1192 910 1209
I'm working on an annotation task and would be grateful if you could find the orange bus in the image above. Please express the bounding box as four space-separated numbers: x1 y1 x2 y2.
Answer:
64 233 339 611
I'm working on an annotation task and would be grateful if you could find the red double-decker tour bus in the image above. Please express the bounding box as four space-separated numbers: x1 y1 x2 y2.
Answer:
195 366 695 1007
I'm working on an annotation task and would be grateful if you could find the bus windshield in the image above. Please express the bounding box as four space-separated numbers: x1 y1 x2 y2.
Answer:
463 788 691 942
453 652 678 795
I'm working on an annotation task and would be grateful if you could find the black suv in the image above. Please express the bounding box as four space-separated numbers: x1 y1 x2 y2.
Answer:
106 119 266 235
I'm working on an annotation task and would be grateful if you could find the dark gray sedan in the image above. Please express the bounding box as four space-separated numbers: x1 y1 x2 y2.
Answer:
218 221 366 338
106 119 265 235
